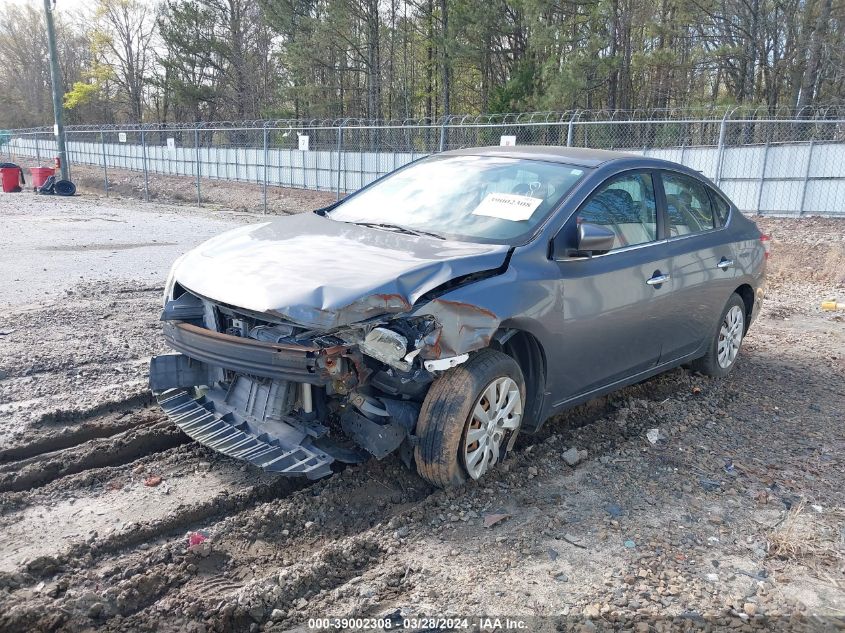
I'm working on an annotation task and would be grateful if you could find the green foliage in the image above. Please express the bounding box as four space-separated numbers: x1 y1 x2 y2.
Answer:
2 0 844 127
64 65 114 110
64 81 99 110
489 61 538 113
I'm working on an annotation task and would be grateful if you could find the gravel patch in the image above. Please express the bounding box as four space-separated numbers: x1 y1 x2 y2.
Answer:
0 193 842 631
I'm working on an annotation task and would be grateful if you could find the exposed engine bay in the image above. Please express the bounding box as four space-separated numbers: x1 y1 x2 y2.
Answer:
149 284 472 478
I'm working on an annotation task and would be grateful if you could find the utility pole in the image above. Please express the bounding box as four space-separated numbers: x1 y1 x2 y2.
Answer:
43 0 69 180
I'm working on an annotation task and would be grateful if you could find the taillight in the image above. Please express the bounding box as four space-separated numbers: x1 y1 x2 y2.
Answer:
760 234 771 259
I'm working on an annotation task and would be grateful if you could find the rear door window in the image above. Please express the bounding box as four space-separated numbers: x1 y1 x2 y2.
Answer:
575 172 657 250
710 191 731 226
662 172 716 236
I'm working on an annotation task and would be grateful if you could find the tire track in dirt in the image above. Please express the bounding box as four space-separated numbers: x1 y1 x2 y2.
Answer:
0 474 310 631
116 458 430 628
0 396 156 465
0 418 189 493
86 477 305 560
0 371 698 632
24 388 154 427
0 346 730 632
0 453 431 632
0 456 300 577
0 378 154 450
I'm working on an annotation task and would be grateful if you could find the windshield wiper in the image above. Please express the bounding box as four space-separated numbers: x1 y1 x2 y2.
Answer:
352 221 445 240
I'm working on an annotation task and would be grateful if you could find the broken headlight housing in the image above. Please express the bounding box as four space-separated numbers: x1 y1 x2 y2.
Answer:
359 327 411 371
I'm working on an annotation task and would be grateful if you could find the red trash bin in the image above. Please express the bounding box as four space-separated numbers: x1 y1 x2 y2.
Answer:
1 166 22 193
30 167 55 190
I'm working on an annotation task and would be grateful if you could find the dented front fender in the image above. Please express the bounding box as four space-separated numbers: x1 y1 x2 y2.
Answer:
409 268 533 358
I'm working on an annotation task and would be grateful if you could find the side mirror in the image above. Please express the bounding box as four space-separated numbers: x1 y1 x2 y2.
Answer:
550 221 617 260
577 222 616 254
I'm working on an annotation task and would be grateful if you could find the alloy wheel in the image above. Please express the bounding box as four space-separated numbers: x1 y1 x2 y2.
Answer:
717 305 745 369
462 376 523 480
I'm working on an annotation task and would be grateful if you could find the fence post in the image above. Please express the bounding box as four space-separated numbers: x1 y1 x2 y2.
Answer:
755 142 770 214
63 130 72 181
35 135 41 164
101 131 109 196
140 128 150 202
798 140 815 216
335 120 345 201
715 111 730 186
566 111 579 147
438 116 449 152
262 125 269 214
195 127 201 206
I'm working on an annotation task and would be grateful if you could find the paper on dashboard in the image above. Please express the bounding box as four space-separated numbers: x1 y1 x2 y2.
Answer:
471 193 543 221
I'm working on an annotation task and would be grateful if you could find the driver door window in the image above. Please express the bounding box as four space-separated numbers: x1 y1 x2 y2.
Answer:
576 172 657 250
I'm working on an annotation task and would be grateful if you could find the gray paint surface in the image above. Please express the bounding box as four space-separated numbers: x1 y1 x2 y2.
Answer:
150 147 766 472
172 212 510 329
167 148 765 416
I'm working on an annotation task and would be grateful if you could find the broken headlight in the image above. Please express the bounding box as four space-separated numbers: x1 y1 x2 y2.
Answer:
359 327 411 371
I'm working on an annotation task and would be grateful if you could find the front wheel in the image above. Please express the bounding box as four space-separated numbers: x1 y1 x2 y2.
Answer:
691 293 747 377
414 349 525 488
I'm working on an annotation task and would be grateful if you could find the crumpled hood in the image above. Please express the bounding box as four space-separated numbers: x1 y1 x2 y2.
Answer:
173 213 510 329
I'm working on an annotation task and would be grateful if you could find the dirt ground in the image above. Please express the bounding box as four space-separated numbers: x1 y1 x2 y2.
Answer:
9 159 339 215
0 191 843 633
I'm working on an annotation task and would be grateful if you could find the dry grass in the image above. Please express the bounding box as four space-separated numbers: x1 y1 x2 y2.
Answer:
766 500 845 570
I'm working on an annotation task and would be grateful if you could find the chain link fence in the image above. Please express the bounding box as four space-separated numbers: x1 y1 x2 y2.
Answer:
3 108 845 215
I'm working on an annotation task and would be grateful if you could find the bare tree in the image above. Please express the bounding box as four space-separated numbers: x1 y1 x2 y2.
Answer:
94 0 155 121
796 0 833 110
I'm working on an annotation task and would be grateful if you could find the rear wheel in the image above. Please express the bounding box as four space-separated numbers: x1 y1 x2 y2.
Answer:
414 349 525 488
691 293 746 377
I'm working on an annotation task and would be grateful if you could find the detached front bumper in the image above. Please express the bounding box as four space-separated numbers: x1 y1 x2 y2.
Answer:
155 387 335 479
157 320 354 386
149 321 354 478
149 320 403 478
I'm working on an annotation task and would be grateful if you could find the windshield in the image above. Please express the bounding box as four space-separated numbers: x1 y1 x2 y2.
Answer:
327 155 586 244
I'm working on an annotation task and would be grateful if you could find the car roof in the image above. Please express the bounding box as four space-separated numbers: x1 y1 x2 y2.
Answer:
439 145 637 167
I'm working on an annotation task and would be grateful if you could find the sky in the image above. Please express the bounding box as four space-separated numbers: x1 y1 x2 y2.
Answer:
0 0 91 12
0 0 157 12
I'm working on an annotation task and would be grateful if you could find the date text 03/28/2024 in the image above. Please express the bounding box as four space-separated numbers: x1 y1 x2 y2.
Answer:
307 617 528 630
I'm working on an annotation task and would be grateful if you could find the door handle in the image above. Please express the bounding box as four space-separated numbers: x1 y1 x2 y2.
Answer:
646 273 671 286
717 258 734 270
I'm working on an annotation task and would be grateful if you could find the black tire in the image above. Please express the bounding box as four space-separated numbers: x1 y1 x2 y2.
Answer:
690 293 747 377
54 180 76 196
414 348 525 488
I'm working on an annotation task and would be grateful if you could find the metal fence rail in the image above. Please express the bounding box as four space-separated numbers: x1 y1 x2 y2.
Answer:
3 110 844 216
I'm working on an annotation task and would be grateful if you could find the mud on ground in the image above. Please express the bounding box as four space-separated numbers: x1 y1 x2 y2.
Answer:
0 197 843 632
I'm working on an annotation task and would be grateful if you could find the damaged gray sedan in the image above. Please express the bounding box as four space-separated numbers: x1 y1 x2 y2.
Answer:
150 146 766 487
